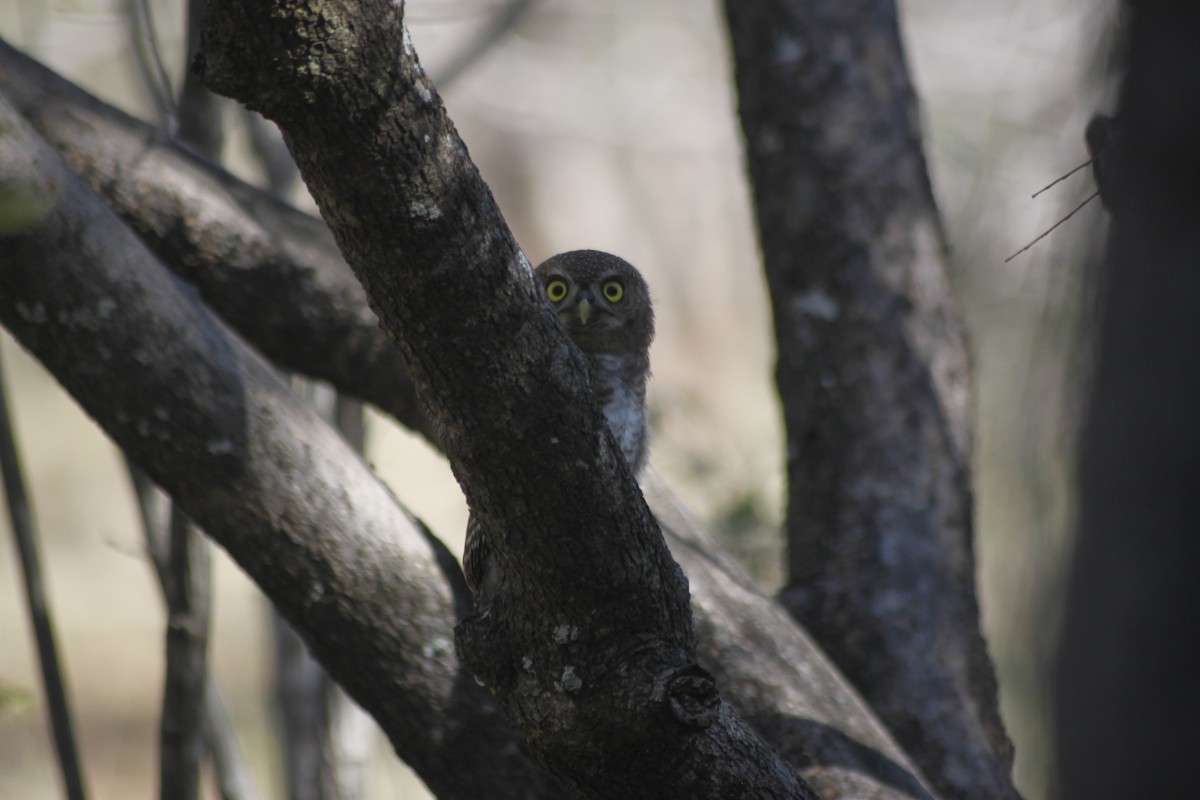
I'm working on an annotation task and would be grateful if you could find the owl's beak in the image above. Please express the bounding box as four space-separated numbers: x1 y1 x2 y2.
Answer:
575 297 594 326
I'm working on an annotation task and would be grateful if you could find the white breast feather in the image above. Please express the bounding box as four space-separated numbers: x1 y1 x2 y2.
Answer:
592 353 645 467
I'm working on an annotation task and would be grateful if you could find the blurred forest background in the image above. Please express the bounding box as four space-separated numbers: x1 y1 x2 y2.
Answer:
0 0 1118 798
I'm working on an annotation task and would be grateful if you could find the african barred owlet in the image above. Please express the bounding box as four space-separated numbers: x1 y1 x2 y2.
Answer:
462 249 655 603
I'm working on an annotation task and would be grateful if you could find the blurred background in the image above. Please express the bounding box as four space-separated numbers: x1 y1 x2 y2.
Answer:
0 1 1119 797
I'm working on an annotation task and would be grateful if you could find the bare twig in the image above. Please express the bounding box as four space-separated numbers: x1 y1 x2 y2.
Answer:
242 110 300 195
158 509 211 800
127 464 260 800
204 680 261 800
321 681 374 800
127 466 168 563
1030 154 1099 198
175 0 225 157
0 354 88 800
1004 191 1100 262
126 0 177 127
1009 137 1115 260
273 616 328 800
143 10 218 791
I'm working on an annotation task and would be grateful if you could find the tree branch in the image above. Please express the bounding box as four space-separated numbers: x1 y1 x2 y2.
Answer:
722 3 1017 798
644 472 936 800
0 96 562 800
0 40 437 446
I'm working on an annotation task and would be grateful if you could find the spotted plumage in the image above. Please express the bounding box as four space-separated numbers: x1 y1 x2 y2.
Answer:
462 249 655 602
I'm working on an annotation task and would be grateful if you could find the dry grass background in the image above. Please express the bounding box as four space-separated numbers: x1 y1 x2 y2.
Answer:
0 1 1115 797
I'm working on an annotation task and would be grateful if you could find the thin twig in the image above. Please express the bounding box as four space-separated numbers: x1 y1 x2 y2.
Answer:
158 508 211 800
1030 154 1098 198
127 466 168 565
1030 140 1120 199
0 353 88 800
175 0 225 157
204 680 262 800
242 109 300 195
126 463 260 800
1005 190 1101 262
140 4 227 795
127 0 177 126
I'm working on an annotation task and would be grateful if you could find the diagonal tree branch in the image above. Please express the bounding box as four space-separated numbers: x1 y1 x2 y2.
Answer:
0 40 437 447
0 96 563 800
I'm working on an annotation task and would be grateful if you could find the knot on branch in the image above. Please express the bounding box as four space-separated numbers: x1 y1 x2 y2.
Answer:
662 664 720 729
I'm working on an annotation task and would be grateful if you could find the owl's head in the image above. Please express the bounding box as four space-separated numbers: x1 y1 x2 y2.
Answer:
534 250 654 356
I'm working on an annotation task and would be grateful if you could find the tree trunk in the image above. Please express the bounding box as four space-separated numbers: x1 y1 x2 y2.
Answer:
722 3 1018 799
1056 4 1200 798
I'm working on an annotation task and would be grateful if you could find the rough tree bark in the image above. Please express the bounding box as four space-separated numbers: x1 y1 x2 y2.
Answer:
0 39 940 798
723 3 1018 799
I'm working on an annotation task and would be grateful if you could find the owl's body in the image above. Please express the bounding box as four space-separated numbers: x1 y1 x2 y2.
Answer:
462 250 654 602
590 352 649 473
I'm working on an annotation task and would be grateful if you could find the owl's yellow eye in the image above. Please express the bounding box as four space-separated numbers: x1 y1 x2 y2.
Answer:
602 279 624 302
546 279 568 302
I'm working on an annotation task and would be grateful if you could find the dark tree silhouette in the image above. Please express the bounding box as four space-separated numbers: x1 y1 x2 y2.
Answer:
1056 4 1200 798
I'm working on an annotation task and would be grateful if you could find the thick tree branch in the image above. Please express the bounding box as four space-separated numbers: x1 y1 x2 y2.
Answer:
645 473 936 800
0 41 437 446
722 2 1017 799
192 3 810 797
0 98 563 800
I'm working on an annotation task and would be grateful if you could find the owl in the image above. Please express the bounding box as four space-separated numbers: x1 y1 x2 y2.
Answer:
462 249 655 602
